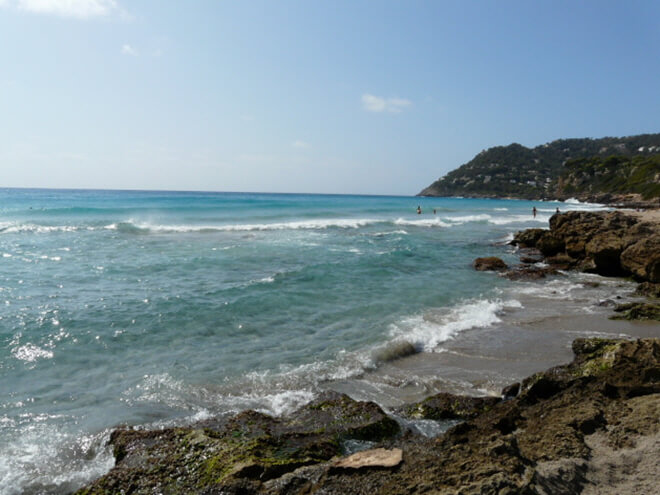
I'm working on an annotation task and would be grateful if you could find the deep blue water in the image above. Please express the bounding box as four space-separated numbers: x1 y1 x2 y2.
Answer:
0 189 604 493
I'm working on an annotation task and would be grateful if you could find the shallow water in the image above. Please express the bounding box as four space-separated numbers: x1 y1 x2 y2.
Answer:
0 188 650 494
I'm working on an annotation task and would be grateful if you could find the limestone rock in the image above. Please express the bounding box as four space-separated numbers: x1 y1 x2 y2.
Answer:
396 392 500 420
332 448 403 470
473 256 508 271
511 228 547 248
620 235 660 282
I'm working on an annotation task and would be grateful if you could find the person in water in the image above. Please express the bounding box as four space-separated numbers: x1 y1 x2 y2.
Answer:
416 206 422 214
532 207 537 218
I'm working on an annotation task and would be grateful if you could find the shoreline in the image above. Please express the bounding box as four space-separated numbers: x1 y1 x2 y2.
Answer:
73 208 660 494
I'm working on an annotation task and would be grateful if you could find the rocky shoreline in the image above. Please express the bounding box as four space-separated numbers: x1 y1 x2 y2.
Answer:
74 210 660 495
74 337 660 495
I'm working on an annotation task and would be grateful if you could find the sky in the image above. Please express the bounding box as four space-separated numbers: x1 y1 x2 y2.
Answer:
1 0 659 195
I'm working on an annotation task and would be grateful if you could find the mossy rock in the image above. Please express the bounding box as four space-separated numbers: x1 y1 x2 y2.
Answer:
76 392 399 494
396 392 501 420
610 302 660 321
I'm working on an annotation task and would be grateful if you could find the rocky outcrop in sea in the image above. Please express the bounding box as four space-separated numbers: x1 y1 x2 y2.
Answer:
511 210 659 282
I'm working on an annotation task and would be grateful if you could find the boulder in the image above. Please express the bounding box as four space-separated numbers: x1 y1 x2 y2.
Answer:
611 302 660 321
536 232 565 257
504 265 560 280
472 257 508 271
584 231 627 276
76 392 400 495
511 228 547 248
634 282 660 299
620 235 660 282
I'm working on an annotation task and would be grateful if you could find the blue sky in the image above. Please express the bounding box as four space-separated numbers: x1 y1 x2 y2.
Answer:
1 0 659 195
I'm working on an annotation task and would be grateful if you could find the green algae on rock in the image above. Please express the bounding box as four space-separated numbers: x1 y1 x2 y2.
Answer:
75 392 399 495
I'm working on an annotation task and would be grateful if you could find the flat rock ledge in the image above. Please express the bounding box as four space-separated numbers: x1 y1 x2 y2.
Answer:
76 338 660 495
332 448 403 470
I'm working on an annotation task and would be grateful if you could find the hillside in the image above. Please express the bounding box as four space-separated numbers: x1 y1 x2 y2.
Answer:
418 133 660 200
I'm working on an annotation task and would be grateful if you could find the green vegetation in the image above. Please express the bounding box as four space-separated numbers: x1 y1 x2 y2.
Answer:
419 133 660 199
559 154 660 199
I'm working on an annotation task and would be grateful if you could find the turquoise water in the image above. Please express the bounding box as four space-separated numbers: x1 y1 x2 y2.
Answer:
0 189 601 493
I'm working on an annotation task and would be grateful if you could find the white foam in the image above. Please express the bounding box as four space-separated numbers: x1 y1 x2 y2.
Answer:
108 218 384 233
0 425 113 495
513 280 585 299
394 217 452 227
443 214 492 223
0 224 81 234
488 214 551 225
255 390 317 417
12 344 54 362
389 299 523 352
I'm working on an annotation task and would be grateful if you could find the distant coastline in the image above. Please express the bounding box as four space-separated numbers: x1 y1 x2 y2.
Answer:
418 132 660 208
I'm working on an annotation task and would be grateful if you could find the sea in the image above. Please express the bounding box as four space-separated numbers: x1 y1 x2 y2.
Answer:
0 189 656 494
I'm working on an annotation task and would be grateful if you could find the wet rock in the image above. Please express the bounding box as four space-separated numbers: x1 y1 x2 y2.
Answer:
545 253 576 270
501 382 520 399
511 228 547 248
520 255 543 264
395 392 501 420
76 392 399 495
77 339 660 495
635 282 660 299
472 256 508 271
503 265 560 280
610 302 660 321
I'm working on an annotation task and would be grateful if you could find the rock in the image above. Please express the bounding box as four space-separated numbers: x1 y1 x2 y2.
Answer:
536 232 565 257
512 210 660 283
511 228 547 248
634 282 660 299
332 448 403 470
620 235 660 282
545 253 576 270
472 256 508 271
585 232 627 275
501 382 520 399
77 339 660 495
610 302 660 321
503 265 560 280
395 392 501 420
76 392 400 494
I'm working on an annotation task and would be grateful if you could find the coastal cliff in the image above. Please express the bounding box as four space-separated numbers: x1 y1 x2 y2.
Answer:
418 133 660 204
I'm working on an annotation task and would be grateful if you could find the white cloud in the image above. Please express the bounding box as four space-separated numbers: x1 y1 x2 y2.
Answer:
362 93 412 113
121 44 138 56
9 0 122 19
292 140 310 149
